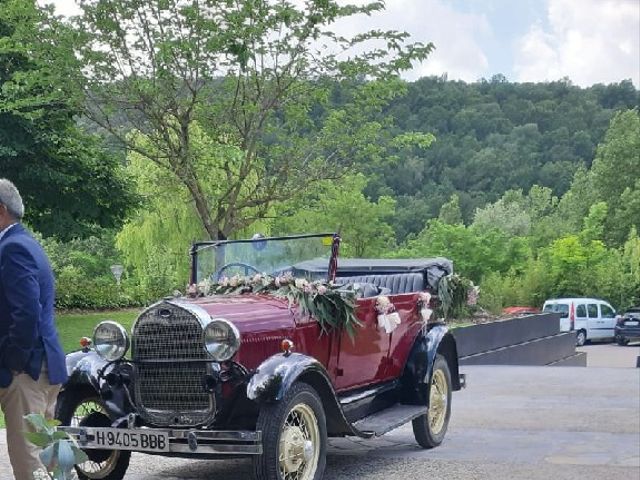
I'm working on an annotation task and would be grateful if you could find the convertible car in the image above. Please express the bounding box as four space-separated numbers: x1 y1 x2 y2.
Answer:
57 233 464 480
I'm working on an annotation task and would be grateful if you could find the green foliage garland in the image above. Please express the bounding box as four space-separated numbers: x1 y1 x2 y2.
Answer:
437 274 474 319
197 274 362 339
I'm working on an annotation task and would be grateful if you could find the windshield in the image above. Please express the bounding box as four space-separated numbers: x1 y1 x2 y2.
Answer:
193 234 337 283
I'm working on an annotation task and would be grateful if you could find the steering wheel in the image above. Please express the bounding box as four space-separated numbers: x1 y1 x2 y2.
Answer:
215 262 260 280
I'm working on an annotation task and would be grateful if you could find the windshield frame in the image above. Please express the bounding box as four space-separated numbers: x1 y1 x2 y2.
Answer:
189 233 341 285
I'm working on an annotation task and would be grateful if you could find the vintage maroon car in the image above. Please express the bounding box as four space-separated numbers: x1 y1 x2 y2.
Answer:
58 233 464 480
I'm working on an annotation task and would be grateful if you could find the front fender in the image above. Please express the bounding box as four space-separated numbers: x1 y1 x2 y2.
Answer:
247 352 329 403
400 323 460 405
61 350 131 420
63 349 108 393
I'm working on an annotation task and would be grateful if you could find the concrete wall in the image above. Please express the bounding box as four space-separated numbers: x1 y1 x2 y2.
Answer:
452 313 587 367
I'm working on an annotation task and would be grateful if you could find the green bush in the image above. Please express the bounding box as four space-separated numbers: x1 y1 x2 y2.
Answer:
34 231 179 310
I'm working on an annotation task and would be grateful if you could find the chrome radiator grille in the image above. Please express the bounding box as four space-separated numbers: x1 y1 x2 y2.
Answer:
132 302 215 426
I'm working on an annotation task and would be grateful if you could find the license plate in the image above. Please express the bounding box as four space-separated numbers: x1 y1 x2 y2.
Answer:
624 320 639 326
88 428 170 453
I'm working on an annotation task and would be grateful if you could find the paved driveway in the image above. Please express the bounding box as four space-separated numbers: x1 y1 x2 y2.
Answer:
2 364 638 479
578 340 640 367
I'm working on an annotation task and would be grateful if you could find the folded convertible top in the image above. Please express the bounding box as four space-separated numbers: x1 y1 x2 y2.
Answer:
293 257 453 290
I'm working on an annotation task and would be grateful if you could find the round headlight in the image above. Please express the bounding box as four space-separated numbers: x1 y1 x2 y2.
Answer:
204 319 240 361
93 321 129 362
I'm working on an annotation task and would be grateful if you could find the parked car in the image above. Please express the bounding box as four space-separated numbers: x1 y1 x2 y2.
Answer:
542 298 617 346
502 306 541 316
57 233 464 480
614 306 640 346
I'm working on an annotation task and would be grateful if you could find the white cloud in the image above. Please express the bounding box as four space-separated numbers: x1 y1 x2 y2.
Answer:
45 0 80 16
330 0 492 82
514 0 640 86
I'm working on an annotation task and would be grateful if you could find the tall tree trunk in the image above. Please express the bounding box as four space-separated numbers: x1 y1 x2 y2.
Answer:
183 174 218 240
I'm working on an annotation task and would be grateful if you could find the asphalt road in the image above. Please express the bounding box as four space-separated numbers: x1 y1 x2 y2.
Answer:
1 346 638 479
577 339 640 367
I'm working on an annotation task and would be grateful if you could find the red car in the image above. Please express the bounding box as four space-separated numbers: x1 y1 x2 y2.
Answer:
502 306 542 316
58 233 464 480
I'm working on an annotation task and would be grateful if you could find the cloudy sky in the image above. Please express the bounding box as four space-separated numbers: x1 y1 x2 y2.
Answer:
49 0 640 87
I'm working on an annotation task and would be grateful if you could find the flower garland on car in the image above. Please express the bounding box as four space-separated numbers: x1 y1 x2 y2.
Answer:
192 273 362 339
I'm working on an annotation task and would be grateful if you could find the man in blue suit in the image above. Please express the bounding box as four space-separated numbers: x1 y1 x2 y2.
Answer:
0 179 67 480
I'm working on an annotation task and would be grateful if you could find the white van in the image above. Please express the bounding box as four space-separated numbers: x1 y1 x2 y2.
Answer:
542 298 617 346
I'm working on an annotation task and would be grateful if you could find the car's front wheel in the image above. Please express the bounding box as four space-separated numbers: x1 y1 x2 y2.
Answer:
56 389 130 480
253 382 327 480
576 329 587 346
412 354 452 449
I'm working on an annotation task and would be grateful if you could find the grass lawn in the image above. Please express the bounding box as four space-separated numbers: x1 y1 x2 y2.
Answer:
1 309 139 429
55 309 139 354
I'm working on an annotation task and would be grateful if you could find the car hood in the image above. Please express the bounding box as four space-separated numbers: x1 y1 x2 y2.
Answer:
183 294 296 335
181 294 297 368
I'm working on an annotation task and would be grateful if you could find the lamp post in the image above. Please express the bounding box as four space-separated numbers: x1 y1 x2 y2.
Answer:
110 264 124 286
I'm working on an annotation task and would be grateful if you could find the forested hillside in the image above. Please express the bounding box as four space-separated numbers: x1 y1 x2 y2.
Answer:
368 76 638 240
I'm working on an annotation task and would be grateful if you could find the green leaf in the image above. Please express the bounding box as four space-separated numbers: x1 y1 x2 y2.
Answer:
46 418 62 428
24 431 52 448
53 431 69 440
24 413 49 431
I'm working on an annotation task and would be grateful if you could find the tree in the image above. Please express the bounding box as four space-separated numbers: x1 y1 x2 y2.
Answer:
552 166 595 238
116 134 210 290
438 194 463 225
589 109 640 245
273 174 396 258
472 190 531 237
580 201 608 243
60 0 433 240
0 0 135 239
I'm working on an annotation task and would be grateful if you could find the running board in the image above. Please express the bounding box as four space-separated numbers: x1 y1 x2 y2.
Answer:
352 404 427 437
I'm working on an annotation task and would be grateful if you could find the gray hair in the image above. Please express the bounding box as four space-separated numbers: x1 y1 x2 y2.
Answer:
0 179 25 219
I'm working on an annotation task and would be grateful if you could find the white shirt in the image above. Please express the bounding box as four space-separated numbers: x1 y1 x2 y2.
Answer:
0 223 17 243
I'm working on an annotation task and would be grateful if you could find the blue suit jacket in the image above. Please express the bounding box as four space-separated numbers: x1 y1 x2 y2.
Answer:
0 224 67 388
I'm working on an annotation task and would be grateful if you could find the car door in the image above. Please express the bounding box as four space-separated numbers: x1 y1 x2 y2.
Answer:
332 296 392 392
575 303 588 334
599 303 617 338
587 303 605 339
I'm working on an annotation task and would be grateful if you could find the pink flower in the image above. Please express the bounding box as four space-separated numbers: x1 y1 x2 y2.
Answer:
317 285 327 295
376 296 394 314
418 292 432 305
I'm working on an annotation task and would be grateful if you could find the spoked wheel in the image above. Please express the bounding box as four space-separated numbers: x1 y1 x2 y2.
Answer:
576 330 587 347
56 392 130 480
253 383 327 480
412 354 452 449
